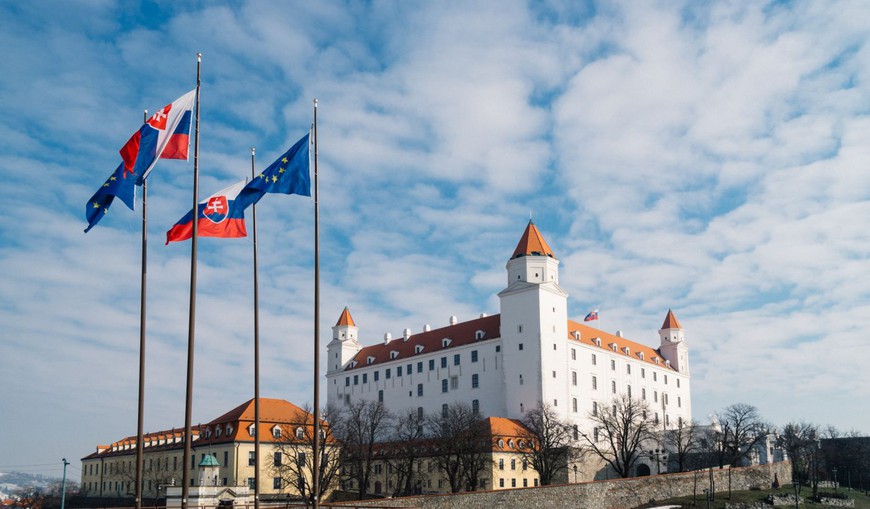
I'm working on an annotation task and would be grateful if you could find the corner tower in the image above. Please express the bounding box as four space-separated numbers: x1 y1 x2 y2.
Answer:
498 221 569 420
658 309 689 375
327 307 362 374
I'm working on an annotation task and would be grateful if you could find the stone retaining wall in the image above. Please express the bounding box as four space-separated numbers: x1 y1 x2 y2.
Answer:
338 462 791 509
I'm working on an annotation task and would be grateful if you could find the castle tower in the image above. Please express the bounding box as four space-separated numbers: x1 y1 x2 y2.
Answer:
498 221 569 420
658 309 689 374
327 307 362 374
197 454 220 487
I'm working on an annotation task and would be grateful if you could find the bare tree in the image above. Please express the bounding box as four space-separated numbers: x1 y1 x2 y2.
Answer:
270 405 342 507
581 395 655 478
516 402 580 485
666 419 701 472
715 403 770 467
426 403 489 492
384 408 428 497
333 400 392 500
779 421 820 485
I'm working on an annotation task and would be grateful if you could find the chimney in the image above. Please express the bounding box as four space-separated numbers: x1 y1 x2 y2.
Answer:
384 332 392 344
424 324 431 332
615 330 624 338
449 315 458 325
403 328 411 341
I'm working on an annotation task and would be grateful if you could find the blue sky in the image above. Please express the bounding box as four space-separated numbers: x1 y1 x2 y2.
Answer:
1 0 869 480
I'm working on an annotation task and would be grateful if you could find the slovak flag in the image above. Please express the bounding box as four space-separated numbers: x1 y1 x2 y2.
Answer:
584 309 599 322
119 89 196 184
165 180 249 245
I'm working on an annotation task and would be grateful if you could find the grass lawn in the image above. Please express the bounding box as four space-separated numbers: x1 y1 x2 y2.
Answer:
636 486 870 509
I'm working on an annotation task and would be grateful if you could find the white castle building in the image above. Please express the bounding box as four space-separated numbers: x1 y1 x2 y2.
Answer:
326 222 691 444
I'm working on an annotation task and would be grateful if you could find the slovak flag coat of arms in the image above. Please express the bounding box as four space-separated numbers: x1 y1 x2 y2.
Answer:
119 89 196 184
166 180 249 244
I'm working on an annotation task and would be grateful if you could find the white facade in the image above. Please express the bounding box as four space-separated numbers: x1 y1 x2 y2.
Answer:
326 222 692 436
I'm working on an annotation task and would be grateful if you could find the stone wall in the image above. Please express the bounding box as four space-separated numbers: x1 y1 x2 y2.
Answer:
336 462 791 509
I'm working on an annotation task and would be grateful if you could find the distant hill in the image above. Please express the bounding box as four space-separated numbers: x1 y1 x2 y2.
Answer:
0 471 62 501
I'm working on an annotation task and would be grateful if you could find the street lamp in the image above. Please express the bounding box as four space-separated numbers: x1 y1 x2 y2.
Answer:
793 480 800 509
833 468 838 493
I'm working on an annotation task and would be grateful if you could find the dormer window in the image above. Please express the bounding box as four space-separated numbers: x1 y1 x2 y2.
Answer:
367 356 376 365
390 351 399 360
215 426 222 438
498 439 505 448
572 331 581 340
204 428 212 439
415 345 425 354
248 424 256 437
594 337 601 347
227 425 234 436
609 343 617 352
508 440 515 448
296 427 304 439
638 352 645 361
654 357 661 365
272 426 282 439
475 330 486 340
349 360 358 368
442 338 452 348
622 347 630 355
665 360 671 368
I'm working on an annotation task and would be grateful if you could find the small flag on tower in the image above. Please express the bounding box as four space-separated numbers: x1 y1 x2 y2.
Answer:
584 309 599 322
84 163 136 233
166 180 249 244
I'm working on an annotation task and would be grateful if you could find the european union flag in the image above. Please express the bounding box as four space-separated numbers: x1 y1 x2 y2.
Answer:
237 133 311 209
84 163 136 233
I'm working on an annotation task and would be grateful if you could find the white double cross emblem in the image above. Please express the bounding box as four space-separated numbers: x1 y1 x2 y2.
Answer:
207 199 225 215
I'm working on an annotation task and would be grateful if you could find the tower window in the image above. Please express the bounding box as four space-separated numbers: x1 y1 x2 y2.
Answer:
519 343 524 351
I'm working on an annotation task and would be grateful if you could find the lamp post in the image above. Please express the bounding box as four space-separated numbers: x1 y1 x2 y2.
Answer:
703 488 711 509
793 480 800 509
60 458 69 509
833 467 838 493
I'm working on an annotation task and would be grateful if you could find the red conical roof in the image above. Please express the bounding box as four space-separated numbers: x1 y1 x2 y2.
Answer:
336 307 356 327
511 221 556 260
660 309 682 330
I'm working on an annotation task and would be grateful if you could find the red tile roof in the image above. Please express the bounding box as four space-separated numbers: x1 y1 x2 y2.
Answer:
511 221 556 260
660 309 682 330
567 320 675 371
336 307 356 327
345 314 500 370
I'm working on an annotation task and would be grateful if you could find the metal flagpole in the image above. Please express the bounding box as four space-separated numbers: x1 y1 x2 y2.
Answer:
251 147 261 509
181 52 202 509
312 98 320 509
135 109 148 509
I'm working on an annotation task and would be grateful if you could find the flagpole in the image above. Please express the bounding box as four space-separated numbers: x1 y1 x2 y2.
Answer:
312 98 321 509
134 109 148 509
181 52 202 509
251 147 261 509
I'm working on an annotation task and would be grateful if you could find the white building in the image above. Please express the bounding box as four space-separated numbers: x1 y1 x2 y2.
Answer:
326 222 692 445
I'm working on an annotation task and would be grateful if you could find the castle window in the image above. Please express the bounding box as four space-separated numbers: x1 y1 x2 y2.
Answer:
397 366 402 377
450 376 459 390
429 359 435 370
518 325 523 333
417 361 423 373
353 375 358 385
454 354 460 366
677 379 681 388
665 375 669 384
363 373 367 383
626 364 631 374
475 330 486 340
639 352 645 361
592 354 597 365
571 371 577 386
627 385 632 397
442 338 452 348
653 372 657 381
367 356 375 364
654 391 658 402
374 371 380 381
642 388 646 400
610 343 617 352
553 399 558 407
498 440 505 449
594 338 601 347
442 404 448 418
441 357 447 368
592 401 598 416
417 383 423 396
390 351 399 359
415 345 424 354
471 350 478 362
273 452 282 466
496 345 501 352
572 398 577 412
378 390 383 402
592 376 597 390
272 426 282 439
571 348 576 360
519 343 524 351
295 427 304 439
442 379 448 393
345 377 349 387
386 368 391 379
472 374 479 388
610 359 616 370
249 424 256 437
611 380 616 394
552 370 557 378
472 399 479 414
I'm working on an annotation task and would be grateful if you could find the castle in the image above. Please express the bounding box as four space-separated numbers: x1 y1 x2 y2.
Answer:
326 221 692 472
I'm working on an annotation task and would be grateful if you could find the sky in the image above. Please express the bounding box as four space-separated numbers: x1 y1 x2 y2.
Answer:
1 0 868 481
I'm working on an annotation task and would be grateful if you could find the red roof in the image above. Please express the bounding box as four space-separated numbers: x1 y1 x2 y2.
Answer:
567 321 675 371
660 309 682 330
345 314 500 370
336 307 356 327
511 221 556 260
